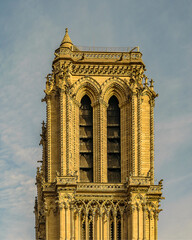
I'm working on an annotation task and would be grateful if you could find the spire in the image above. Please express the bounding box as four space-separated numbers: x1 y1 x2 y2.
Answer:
60 28 73 48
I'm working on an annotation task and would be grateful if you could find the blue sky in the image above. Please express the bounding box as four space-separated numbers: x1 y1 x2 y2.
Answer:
0 0 192 239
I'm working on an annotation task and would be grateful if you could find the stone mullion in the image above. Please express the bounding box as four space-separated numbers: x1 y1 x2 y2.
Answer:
150 99 155 184
131 93 138 176
114 211 117 240
85 211 89 240
93 211 96 240
99 210 103 240
47 96 52 182
96 213 100 240
137 92 142 176
106 211 110 240
120 211 124 240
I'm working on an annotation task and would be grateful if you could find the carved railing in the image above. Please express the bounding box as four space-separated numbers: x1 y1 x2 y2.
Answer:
55 48 142 61
77 183 125 191
128 176 151 185
148 185 162 193
72 45 139 52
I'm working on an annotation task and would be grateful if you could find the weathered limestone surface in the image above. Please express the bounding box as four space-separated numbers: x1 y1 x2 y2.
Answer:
35 28 163 240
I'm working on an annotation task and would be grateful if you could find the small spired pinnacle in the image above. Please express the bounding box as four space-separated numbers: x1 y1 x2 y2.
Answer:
60 28 73 48
150 79 154 89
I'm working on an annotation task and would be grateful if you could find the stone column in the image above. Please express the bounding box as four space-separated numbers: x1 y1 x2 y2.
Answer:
150 99 155 184
70 205 74 240
45 211 49 240
59 204 65 240
74 211 78 240
66 93 72 175
120 101 128 182
78 211 81 240
65 206 69 240
92 101 99 182
142 206 146 240
100 100 108 183
138 205 143 240
149 211 154 240
106 211 110 240
131 205 137 240
120 210 124 240
131 92 138 176
73 100 80 181
127 98 132 177
137 91 142 176
93 211 96 240
60 89 66 176
154 212 158 240
47 96 52 182
99 210 103 240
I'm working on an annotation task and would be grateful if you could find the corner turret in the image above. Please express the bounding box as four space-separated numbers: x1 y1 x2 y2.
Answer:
60 28 73 48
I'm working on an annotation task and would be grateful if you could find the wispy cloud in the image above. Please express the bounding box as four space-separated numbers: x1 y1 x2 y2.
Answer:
155 113 192 169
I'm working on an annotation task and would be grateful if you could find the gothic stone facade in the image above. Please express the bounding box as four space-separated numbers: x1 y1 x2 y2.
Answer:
35 29 163 240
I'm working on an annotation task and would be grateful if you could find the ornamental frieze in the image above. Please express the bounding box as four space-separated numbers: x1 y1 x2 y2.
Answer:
71 63 144 77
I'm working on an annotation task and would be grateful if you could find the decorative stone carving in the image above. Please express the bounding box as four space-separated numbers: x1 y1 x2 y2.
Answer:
35 30 163 240
45 73 55 95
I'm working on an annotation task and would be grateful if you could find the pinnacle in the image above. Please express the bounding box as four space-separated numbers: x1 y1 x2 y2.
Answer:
60 28 73 48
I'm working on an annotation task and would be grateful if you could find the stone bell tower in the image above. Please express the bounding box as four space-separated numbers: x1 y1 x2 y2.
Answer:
35 28 163 240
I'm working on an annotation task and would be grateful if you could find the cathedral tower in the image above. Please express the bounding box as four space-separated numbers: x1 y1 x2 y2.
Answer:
35 28 163 240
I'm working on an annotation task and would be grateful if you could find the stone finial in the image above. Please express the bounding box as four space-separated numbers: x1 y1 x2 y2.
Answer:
144 76 148 86
150 79 154 90
60 28 73 48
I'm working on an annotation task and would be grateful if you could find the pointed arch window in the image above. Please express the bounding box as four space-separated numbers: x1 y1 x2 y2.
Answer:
107 96 121 183
79 95 93 182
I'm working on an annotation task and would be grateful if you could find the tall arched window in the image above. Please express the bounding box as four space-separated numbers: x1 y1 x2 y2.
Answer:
79 95 93 182
107 96 121 183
